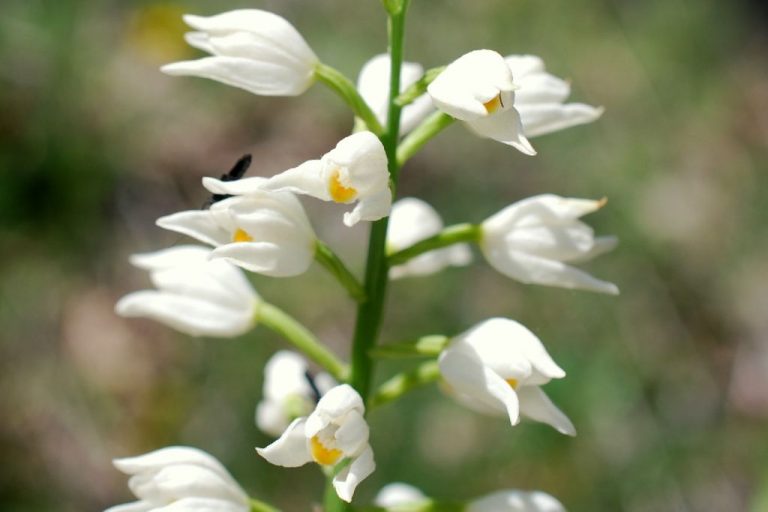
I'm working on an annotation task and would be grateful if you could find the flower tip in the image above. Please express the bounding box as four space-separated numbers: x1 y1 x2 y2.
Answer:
596 196 608 209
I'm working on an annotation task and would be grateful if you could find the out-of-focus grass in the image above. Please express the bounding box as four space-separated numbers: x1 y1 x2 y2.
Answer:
1 1 767 511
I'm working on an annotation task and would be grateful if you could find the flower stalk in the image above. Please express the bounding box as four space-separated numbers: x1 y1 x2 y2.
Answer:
388 223 481 266
314 241 366 302
396 111 455 167
250 498 282 512
315 63 385 136
369 360 441 409
256 302 348 381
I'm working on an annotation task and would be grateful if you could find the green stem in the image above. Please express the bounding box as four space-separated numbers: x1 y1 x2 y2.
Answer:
388 223 480 266
250 498 281 512
369 335 449 358
323 3 410 510
256 302 348 382
396 112 454 167
315 63 385 136
315 241 366 302
369 360 441 409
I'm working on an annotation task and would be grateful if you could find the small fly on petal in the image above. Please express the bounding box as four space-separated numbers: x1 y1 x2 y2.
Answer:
203 154 252 209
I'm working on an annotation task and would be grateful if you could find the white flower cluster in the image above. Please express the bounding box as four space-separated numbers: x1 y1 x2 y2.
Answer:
109 6 619 511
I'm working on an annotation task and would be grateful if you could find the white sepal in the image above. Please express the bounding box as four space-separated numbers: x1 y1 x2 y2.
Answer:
107 446 249 512
480 194 618 294
438 318 574 435
115 246 259 338
468 489 567 512
374 483 428 508
506 54 603 138
387 197 471 279
262 131 391 227
162 9 318 97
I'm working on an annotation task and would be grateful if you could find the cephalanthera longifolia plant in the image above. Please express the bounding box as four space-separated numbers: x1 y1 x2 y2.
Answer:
110 2 617 511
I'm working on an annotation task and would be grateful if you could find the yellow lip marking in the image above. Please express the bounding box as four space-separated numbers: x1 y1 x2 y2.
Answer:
506 378 519 389
328 168 357 203
483 94 504 114
310 436 343 466
233 228 253 243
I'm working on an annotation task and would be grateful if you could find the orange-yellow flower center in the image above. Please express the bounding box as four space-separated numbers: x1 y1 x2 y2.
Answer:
506 378 519 389
233 228 253 243
483 95 504 114
328 168 357 203
310 435 343 466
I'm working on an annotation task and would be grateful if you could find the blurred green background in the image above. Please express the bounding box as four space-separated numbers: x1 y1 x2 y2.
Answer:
1 0 767 510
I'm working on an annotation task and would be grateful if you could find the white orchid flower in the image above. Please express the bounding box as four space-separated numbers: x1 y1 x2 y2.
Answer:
468 490 566 512
506 55 603 138
387 197 471 279
375 482 429 508
257 131 391 227
438 318 575 435
357 54 434 135
257 384 375 502
256 350 337 437
156 182 316 277
480 194 618 295
427 49 536 155
106 446 249 512
161 9 318 97
115 245 259 338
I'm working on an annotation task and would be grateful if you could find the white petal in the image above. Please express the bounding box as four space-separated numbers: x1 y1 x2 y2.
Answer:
481 244 619 295
202 176 268 196
104 502 153 512
184 32 215 54
483 195 605 228
468 490 566 512
115 291 254 337
256 417 313 468
518 103 604 138
260 160 328 200
182 10 317 65
333 445 375 503
343 187 392 227
514 72 571 105
466 106 536 155
387 198 444 251
459 318 563 383
306 385 364 435
156 211 231 247
128 464 248 505
148 260 256 311
517 386 576 436
374 483 427 507
428 49 516 121
211 240 313 277
438 346 521 425
114 447 228 476
323 132 389 196
129 245 211 270
162 55 314 97
153 497 248 512
333 409 370 457
255 400 291 438
262 351 313 402
504 55 547 78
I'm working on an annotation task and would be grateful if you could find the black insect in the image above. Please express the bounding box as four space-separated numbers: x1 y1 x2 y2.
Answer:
304 370 323 404
202 154 252 208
